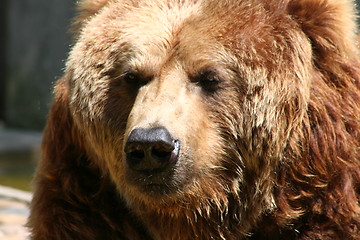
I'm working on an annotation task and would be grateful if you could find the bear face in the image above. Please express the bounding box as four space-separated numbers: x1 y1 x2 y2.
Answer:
68 0 311 205
69 1 232 203
29 0 360 239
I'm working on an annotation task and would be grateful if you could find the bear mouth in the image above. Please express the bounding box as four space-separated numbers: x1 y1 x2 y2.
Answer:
141 183 175 196
126 168 180 196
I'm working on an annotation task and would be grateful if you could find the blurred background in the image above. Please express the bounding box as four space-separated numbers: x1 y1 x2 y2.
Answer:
0 0 76 192
1 0 360 193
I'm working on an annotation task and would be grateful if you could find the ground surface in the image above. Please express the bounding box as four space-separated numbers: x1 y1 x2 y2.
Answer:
0 126 40 239
0 186 31 240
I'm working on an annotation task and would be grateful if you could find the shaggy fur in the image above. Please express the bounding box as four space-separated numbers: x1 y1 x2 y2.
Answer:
29 0 360 239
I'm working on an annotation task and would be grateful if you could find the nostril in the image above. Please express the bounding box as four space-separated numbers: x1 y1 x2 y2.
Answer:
128 149 145 160
125 144 146 167
151 144 172 162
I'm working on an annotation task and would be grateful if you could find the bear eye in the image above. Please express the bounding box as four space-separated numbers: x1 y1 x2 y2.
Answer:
192 69 221 93
123 71 150 88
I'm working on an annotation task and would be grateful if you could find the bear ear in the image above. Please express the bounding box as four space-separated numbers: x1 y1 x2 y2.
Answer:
288 0 358 58
72 0 111 33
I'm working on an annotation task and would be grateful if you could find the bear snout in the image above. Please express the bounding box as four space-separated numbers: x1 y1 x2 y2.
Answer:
124 127 180 175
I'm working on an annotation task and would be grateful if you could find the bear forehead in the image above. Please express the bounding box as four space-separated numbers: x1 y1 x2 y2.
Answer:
73 0 288 74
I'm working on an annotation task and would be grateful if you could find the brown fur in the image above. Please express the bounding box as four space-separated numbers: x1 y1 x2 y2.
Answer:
28 0 360 239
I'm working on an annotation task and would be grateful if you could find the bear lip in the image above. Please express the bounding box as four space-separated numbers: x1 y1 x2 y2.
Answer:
125 160 179 193
141 183 174 196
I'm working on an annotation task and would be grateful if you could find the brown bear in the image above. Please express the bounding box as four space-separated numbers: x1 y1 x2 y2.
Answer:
28 0 360 239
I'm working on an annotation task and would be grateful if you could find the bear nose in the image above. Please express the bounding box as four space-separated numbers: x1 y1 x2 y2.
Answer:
124 127 180 173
